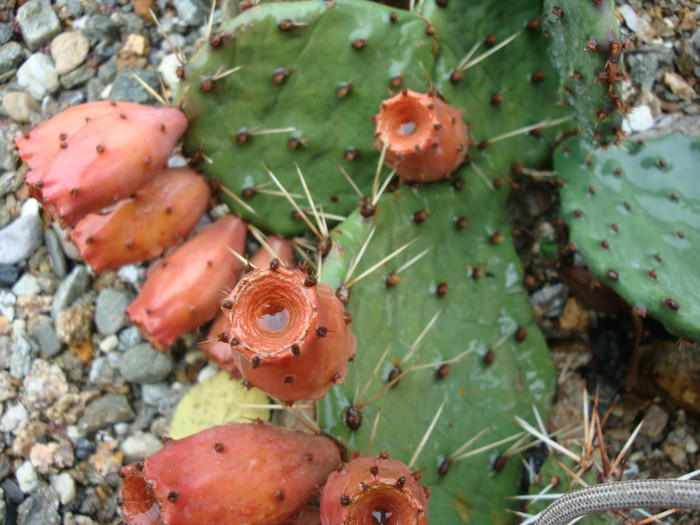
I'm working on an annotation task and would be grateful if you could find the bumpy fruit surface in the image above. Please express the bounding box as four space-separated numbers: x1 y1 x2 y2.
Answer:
224 264 356 403
118 420 341 525
374 89 469 182
24 104 187 226
126 214 247 350
71 167 210 273
320 454 429 525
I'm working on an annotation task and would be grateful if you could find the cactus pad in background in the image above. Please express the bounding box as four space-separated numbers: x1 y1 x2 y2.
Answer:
181 0 436 235
319 179 556 524
542 0 625 144
556 134 700 340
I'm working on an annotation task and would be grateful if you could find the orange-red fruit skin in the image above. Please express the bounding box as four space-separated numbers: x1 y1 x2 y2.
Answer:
126 214 247 351
24 104 187 226
14 100 143 170
374 89 470 182
225 266 356 403
200 236 294 375
320 456 429 525
118 421 341 525
71 167 211 273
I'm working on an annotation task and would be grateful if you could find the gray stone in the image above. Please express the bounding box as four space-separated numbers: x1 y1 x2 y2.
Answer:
17 53 59 100
10 332 38 379
0 24 13 46
0 264 19 287
12 273 41 296
0 202 42 265
0 42 24 74
50 30 89 75
21 359 68 410
0 171 22 198
0 122 22 173
27 315 62 358
65 0 83 17
96 54 117 83
59 63 95 89
43 228 67 278
51 264 90 320
0 289 16 321
94 288 133 335
120 343 173 383
2 91 39 123
173 0 205 26
85 77 104 102
51 221 80 261
141 381 169 406
17 483 61 525
84 14 119 46
528 283 569 318
17 0 61 51
108 68 159 103
118 325 142 350
78 394 134 434
87 355 119 389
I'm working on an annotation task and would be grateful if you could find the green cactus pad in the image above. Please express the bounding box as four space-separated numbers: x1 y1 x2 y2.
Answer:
181 0 436 235
319 178 556 524
423 0 574 177
542 0 624 144
556 134 700 340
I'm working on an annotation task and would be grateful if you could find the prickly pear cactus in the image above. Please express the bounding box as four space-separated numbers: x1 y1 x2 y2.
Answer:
542 0 625 144
181 0 436 235
319 179 556 524
556 134 700 340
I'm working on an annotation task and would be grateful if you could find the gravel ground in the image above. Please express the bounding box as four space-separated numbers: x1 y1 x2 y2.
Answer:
0 0 697 523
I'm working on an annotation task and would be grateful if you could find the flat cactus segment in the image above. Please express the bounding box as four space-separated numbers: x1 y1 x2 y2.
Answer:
543 0 624 144
423 0 573 177
318 179 556 524
181 0 436 235
556 134 700 339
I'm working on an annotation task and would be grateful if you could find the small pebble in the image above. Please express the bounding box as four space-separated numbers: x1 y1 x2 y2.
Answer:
43 228 68 278
78 393 135 434
50 30 90 75
0 289 16 321
172 0 205 26
27 315 62 358
623 104 655 133
51 265 91 320
10 331 38 379
120 431 161 463
94 288 133 335
17 53 60 100
17 483 61 525
74 437 96 460
15 460 39 493
117 264 144 288
120 342 174 383
98 334 119 353
51 222 81 261
21 359 69 410
0 403 28 433
2 91 40 122
141 381 169 406
0 200 43 265
528 283 568 318
118 325 143 350
16 0 62 51
49 472 76 505
108 68 159 103
0 264 20 287
12 273 42 297
55 304 94 347
0 41 23 74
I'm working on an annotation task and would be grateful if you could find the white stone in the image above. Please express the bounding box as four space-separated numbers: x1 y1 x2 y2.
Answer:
158 53 181 92
99 334 119 353
21 198 40 217
15 460 39 493
0 402 28 433
197 362 219 383
17 53 59 100
51 31 89 75
50 472 76 504
664 72 695 101
12 273 41 297
619 5 656 43
120 431 162 464
623 104 655 134
2 91 39 123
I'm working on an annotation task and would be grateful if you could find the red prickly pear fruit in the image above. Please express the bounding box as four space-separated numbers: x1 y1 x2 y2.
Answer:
126 214 247 351
280 505 321 525
320 454 430 525
200 236 294 374
117 420 342 525
24 104 187 226
374 89 470 182
225 264 356 403
71 167 211 273
14 100 143 170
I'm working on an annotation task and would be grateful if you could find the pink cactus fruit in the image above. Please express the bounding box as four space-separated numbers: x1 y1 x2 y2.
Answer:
200 235 295 375
70 167 211 273
14 100 143 170
24 104 187 226
223 263 356 403
126 214 247 351
373 89 471 183
118 420 342 525
320 454 430 525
